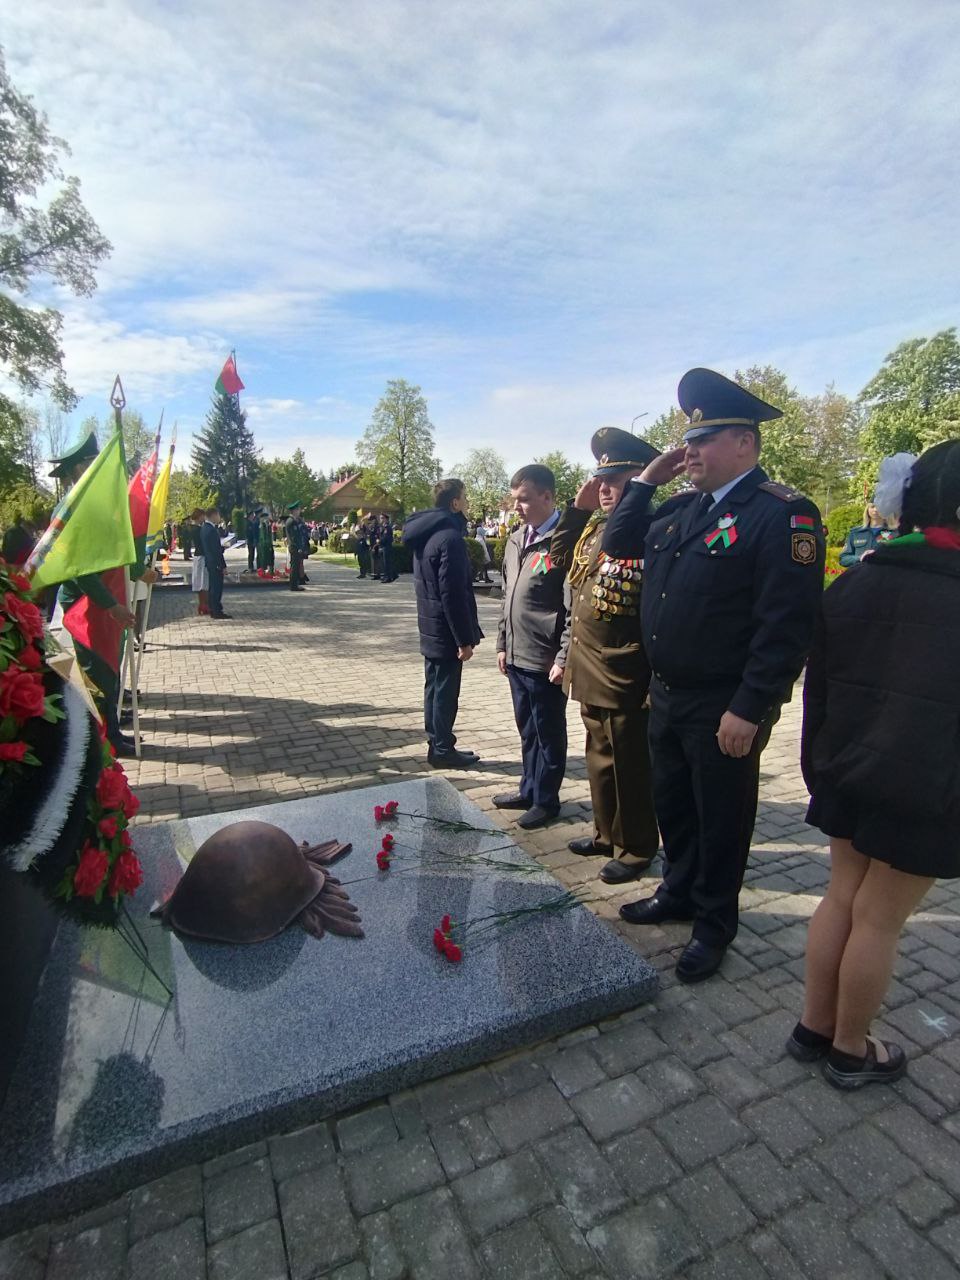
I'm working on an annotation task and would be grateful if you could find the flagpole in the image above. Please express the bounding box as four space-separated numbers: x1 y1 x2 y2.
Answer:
135 424 176 693
110 375 142 760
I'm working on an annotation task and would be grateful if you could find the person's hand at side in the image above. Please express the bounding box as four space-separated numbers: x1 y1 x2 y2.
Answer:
458 645 474 661
548 663 564 685
716 711 758 758
497 652 507 675
108 603 136 628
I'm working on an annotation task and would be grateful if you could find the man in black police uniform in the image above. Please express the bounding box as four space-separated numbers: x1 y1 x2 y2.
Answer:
246 509 260 574
604 368 824 982
285 502 306 591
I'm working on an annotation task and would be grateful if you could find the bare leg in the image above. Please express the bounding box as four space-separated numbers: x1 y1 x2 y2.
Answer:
832 860 934 1057
800 838 869 1037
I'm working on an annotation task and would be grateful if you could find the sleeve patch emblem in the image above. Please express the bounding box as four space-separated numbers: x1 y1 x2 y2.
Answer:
791 532 817 564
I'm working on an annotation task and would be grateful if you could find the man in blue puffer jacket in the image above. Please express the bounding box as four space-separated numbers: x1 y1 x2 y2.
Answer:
403 479 484 767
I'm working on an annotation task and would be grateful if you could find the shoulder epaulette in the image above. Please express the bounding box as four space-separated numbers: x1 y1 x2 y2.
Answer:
758 481 803 502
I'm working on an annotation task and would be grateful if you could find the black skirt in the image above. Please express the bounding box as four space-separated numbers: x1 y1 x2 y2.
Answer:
806 780 960 880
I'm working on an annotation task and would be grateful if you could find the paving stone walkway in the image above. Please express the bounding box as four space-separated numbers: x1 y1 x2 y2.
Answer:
4 558 960 1279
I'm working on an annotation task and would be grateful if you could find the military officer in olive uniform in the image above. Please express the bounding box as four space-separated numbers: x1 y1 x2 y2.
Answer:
603 368 825 982
550 427 661 885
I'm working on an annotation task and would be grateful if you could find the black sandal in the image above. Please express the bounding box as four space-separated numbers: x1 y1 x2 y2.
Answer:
785 1021 833 1063
822 1037 906 1091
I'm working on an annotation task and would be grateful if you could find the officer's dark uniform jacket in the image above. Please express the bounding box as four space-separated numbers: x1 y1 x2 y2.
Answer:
602 467 824 723
838 524 895 568
551 507 650 709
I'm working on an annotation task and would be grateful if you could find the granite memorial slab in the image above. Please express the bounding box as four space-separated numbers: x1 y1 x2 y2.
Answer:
0 778 658 1230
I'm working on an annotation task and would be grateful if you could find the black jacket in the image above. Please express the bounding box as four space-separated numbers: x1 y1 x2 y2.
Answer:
603 468 824 723
403 509 483 659
199 520 226 573
801 542 960 818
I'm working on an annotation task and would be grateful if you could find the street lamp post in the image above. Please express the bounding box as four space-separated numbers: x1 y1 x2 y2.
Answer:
630 413 648 435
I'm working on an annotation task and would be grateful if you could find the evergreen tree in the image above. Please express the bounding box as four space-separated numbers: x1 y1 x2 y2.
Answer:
191 394 260 514
357 379 438 516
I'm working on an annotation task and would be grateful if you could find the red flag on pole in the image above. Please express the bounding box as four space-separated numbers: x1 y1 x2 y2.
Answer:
215 354 244 396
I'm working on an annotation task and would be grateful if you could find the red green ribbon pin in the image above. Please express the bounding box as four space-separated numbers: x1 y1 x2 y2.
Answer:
530 551 553 574
704 514 738 549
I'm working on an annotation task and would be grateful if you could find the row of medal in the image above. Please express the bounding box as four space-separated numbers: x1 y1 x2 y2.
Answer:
592 566 640 619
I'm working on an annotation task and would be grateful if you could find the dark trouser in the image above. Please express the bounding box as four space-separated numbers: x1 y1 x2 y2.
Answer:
424 657 463 755
289 549 304 588
247 542 256 572
580 703 659 856
357 548 371 576
372 549 383 578
208 568 225 616
507 665 567 811
382 545 394 581
648 686 777 946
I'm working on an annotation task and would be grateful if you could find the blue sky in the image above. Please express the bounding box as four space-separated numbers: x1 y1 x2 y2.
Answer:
5 0 958 476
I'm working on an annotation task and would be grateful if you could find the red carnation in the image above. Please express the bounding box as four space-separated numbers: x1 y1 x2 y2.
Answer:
0 668 45 720
16 643 41 671
3 592 44 641
120 785 140 819
433 928 447 953
381 833 395 850
443 940 463 962
384 800 399 816
0 741 28 762
109 850 143 897
95 767 128 810
441 914 452 934
119 829 133 849
374 804 385 822
98 815 119 839
376 851 391 870
8 572 32 593
74 844 109 897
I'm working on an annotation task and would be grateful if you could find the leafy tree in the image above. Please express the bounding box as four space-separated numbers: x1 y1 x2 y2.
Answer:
800 386 862 509
0 478 52 530
357 379 438 516
454 447 508 519
191 394 260 514
165 467 217 521
329 461 360 483
733 366 821 494
0 398 34 492
642 409 690 499
857 329 960 489
533 450 589 506
256 449 327 516
0 48 111 435
78 408 156 476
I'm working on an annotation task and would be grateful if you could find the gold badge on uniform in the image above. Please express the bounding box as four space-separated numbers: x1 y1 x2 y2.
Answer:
791 532 817 564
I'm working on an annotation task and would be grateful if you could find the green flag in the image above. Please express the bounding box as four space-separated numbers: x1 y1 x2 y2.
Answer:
26 430 136 589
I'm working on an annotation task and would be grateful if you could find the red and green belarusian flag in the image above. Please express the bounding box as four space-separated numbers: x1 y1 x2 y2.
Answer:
26 430 136 590
215 354 244 396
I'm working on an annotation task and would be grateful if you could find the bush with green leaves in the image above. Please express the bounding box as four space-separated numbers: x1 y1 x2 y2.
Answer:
231 507 246 538
824 500 865 548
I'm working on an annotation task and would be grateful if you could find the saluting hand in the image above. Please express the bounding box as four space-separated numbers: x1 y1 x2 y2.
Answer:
639 446 687 488
574 477 602 511
716 711 759 758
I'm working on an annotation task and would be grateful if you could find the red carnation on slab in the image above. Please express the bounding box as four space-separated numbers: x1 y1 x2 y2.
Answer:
374 804 385 822
441 914 452 933
384 800 399 816
442 940 462 962
376 851 391 871
381 833 395 850
433 928 447 953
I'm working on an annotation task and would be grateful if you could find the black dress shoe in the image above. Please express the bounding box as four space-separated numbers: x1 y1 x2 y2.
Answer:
493 793 531 810
291 587 306 592
599 857 653 884
210 612 233 619
517 805 560 830
428 747 479 765
618 895 692 925
428 749 479 769
676 939 727 983
568 837 614 857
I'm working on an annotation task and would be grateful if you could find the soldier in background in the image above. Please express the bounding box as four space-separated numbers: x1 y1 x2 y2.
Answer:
285 502 306 592
246 509 260 574
550 428 661 884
